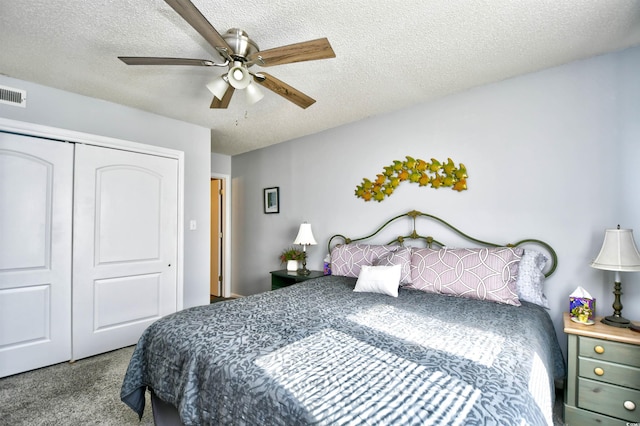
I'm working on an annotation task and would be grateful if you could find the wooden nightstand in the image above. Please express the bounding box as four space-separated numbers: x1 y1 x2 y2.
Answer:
270 270 325 290
563 312 640 425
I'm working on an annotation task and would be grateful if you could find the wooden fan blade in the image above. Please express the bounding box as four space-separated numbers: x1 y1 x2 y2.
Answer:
248 38 335 67
210 87 235 109
164 0 232 53
119 57 216 66
253 73 315 109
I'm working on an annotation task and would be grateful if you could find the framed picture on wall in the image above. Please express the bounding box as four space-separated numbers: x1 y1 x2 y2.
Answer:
264 187 279 214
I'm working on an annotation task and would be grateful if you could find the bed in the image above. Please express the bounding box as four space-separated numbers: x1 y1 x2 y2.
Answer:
121 210 565 425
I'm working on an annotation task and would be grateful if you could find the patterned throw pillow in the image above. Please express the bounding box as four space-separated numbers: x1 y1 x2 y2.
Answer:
408 247 523 306
515 250 549 308
372 247 412 285
330 244 399 278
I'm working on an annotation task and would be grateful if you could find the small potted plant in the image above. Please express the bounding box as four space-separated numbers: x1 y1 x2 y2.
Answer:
280 247 305 272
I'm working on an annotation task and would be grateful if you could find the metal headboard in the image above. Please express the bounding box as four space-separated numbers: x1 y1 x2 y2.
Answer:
327 210 558 277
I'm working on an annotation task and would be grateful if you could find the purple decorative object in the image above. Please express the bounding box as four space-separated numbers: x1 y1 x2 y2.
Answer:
569 297 595 323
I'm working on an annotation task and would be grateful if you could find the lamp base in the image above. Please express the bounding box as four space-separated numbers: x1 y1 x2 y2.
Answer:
297 256 310 275
601 315 631 328
297 267 310 276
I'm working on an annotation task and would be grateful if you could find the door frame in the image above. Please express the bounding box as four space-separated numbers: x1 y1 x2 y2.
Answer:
211 173 231 298
0 117 185 309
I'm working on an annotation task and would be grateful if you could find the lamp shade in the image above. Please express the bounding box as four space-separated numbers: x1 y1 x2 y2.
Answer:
245 81 264 105
294 223 317 246
206 76 229 100
227 62 251 89
591 228 640 272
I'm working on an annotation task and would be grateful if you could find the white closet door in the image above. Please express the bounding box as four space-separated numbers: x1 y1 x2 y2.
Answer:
72 144 178 360
0 133 73 378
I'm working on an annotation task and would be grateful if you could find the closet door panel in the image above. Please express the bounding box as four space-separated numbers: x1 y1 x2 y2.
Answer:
96 166 161 263
72 144 178 360
0 133 73 378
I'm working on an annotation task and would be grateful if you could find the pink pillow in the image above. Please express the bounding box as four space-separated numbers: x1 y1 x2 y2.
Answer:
372 247 412 285
330 244 399 278
408 247 523 306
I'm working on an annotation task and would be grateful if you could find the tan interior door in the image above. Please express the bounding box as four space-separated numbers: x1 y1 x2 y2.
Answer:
210 178 222 297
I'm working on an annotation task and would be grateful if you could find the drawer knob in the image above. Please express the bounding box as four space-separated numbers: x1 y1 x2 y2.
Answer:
594 345 605 354
594 367 604 376
623 400 636 411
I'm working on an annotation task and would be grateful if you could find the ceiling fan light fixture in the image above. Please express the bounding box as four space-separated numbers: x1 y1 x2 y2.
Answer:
206 75 230 100
245 81 264 105
119 0 335 110
227 61 251 89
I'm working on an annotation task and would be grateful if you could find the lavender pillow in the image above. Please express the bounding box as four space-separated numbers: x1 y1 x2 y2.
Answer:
330 244 398 278
515 250 549 308
372 247 412 285
408 247 523 306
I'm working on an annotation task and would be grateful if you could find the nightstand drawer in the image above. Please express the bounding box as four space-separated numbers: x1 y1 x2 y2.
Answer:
564 405 628 426
578 377 640 422
579 356 640 389
578 336 640 368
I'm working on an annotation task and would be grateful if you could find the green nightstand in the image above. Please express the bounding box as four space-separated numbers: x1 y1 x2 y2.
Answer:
270 269 325 290
563 312 640 425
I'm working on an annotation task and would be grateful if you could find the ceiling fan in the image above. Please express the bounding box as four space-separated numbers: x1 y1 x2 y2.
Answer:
118 0 336 109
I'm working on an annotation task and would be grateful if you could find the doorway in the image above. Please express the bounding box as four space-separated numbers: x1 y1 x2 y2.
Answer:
210 178 224 298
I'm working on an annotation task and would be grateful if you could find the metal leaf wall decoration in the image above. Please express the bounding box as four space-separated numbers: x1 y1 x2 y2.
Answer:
355 156 467 202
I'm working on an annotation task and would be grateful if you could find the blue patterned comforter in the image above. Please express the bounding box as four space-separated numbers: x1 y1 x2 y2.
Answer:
121 275 565 425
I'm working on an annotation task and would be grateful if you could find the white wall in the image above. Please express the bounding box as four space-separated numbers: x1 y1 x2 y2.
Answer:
0 75 211 308
619 47 640 313
211 151 231 175
231 46 640 356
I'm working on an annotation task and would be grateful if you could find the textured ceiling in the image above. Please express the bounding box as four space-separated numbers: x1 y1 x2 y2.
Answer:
1 1 640 155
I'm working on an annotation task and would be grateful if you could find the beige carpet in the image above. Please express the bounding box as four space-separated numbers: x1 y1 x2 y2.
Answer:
0 346 153 426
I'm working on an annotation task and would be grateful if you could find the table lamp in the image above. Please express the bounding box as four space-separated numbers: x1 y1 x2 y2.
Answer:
590 225 640 328
294 222 317 275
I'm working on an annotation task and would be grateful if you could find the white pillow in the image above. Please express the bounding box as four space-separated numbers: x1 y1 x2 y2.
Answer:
515 249 549 308
354 264 402 297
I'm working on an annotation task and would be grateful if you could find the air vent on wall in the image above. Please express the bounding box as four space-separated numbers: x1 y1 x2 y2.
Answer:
0 85 27 108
